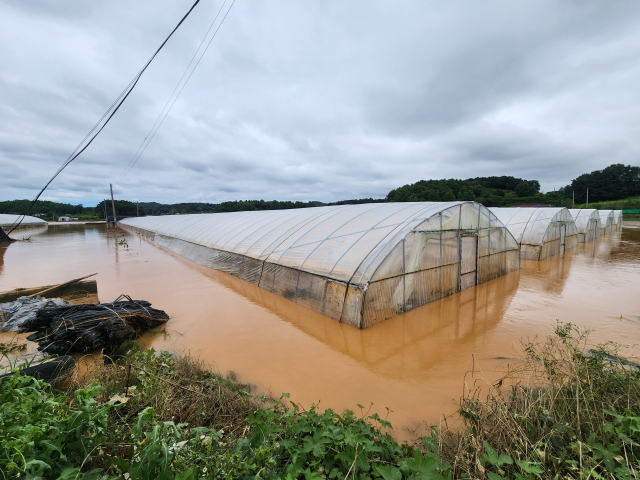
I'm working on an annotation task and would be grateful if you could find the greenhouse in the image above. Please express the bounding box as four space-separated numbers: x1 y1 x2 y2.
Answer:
120 202 521 329
598 210 614 235
612 210 623 230
488 207 579 260
568 209 602 243
0 214 47 232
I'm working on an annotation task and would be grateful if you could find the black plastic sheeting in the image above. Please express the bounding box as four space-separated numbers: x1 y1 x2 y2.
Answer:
22 295 169 355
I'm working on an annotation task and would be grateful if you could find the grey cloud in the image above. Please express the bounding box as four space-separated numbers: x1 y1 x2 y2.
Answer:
1 0 639 206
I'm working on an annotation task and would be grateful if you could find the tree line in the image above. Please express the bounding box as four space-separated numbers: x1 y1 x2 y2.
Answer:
2 163 638 217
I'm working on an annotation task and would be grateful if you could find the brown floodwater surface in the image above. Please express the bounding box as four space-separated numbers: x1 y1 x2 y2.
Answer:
1 223 640 439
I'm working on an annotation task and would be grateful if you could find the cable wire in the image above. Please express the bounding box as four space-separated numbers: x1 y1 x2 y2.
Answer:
113 0 236 185
7 0 202 234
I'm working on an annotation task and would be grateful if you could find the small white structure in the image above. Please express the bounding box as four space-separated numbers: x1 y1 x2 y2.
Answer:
568 209 602 243
58 217 71 222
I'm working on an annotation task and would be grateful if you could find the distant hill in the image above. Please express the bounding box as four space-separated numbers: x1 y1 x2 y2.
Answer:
0 199 88 218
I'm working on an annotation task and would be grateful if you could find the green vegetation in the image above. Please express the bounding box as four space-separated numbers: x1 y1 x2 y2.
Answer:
435 322 640 479
560 164 640 204
385 176 568 207
1 323 639 479
95 200 146 218
0 199 95 220
577 196 640 210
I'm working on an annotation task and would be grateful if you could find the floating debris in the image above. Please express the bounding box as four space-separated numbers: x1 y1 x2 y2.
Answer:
23 295 169 355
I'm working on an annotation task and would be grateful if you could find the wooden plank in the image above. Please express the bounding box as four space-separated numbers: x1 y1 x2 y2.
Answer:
0 280 98 303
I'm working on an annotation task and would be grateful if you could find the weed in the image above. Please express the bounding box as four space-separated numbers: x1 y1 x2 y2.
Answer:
428 322 640 479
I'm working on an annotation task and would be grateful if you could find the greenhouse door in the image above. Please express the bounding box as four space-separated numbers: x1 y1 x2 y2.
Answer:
560 224 566 253
459 234 478 290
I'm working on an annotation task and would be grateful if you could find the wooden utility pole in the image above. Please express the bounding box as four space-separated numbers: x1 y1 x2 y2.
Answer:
110 184 117 227
137 201 139 217
572 191 574 209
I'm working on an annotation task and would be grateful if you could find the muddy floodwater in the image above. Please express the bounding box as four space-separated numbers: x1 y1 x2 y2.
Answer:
2 223 640 439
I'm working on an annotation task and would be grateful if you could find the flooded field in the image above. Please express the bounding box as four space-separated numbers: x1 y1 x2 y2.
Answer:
2 223 640 439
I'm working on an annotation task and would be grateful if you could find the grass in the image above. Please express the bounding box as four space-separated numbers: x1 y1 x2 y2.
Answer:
576 196 640 210
432 322 640 479
1 323 639 479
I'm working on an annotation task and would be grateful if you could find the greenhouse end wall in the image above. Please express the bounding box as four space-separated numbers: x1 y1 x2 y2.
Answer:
120 202 520 329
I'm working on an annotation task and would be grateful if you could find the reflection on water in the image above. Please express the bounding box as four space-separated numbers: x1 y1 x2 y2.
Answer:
1 222 640 439
211 268 520 380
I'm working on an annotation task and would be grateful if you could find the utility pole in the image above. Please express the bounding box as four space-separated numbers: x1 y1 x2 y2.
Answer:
110 184 117 227
137 201 139 217
103 199 107 222
586 188 589 208
572 191 575 209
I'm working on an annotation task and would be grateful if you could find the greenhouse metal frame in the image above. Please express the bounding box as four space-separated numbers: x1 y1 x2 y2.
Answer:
120 202 520 328
598 210 614 235
488 207 579 260
568 209 601 243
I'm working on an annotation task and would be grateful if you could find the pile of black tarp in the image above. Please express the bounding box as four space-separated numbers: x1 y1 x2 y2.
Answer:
21 295 169 355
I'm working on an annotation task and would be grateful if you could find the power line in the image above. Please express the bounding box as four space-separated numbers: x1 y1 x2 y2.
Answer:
7 0 203 234
113 0 236 186
115 0 229 184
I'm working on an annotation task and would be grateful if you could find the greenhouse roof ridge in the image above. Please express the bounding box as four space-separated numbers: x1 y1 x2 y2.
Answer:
120 201 499 286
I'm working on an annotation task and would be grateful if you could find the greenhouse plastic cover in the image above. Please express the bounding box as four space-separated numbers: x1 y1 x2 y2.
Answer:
612 210 623 226
488 208 576 246
568 209 600 233
599 210 614 229
0 214 47 228
120 202 520 327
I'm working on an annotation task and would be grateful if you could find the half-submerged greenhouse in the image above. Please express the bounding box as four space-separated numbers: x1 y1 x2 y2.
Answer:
598 210 614 235
0 214 47 232
612 210 623 230
120 202 520 328
568 209 601 243
488 207 578 260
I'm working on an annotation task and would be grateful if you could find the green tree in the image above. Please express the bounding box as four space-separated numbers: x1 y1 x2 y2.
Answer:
442 189 456 201
427 190 442 201
515 181 534 197
457 187 476 201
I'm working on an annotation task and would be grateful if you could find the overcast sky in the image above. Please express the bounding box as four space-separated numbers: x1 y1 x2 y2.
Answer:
1 1 639 206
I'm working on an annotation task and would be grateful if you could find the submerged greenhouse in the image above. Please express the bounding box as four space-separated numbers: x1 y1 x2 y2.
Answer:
612 210 623 230
120 202 520 328
0 214 47 232
598 210 614 235
568 209 602 243
488 207 578 260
